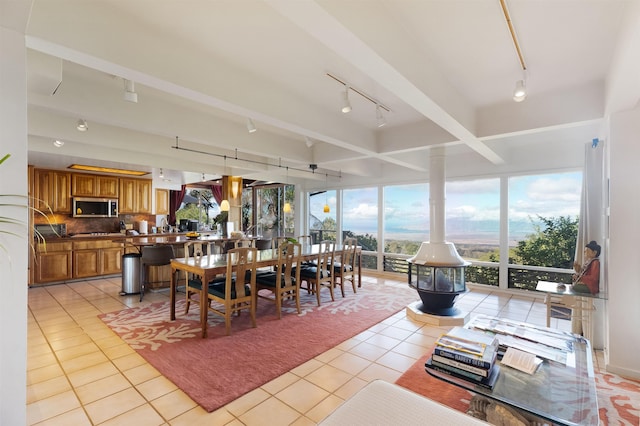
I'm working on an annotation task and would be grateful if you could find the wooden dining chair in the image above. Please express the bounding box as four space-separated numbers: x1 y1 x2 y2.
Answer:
332 239 357 297
256 242 302 318
299 240 335 305
206 247 257 335
184 241 206 314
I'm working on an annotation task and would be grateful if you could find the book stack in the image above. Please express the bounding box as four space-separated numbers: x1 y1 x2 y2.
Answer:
426 326 500 389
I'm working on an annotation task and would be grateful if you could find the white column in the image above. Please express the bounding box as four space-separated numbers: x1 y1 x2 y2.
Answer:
0 25 29 425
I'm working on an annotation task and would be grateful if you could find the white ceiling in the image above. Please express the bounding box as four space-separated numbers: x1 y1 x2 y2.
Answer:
5 0 640 189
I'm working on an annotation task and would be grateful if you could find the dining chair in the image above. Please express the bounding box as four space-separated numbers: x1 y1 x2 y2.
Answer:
299 240 335 305
256 242 302 318
140 245 175 302
206 247 258 335
332 239 357 297
184 241 207 314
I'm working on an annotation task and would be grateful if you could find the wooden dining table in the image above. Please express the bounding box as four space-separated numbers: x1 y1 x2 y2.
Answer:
169 243 361 337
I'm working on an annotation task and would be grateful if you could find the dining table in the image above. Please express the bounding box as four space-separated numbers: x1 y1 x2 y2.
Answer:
169 243 361 337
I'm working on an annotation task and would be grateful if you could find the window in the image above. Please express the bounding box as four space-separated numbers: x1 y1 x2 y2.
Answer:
383 183 428 255
309 190 336 242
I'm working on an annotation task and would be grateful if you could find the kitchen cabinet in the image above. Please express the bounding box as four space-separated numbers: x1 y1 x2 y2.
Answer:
34 241 73 283
119 178 152 213
155 188 169 215
33 169 71 214
72 174 119 198
72 240 123 278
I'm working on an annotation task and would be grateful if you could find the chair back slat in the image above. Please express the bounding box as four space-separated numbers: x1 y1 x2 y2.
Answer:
226 247 257 298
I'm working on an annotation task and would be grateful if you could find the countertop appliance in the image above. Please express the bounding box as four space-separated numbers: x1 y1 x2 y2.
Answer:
73 197 118 218
34 223 67 238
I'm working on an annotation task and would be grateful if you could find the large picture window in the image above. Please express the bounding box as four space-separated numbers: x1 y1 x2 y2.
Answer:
383 183 428 255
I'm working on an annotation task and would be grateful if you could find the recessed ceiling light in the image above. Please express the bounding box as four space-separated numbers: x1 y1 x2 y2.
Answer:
53 140 64 148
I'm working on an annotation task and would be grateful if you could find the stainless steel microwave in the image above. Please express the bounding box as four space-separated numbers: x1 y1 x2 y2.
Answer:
73 197 118 218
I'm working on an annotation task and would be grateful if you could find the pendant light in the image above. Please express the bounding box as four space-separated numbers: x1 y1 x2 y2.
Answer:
323 173 330 213
283 166 292 213
220 199 230 212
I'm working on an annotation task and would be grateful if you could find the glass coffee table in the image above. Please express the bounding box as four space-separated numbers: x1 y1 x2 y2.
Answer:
426 315 599 426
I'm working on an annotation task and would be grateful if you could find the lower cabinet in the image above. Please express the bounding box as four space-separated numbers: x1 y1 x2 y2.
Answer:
73 240 123 279
35 242 73 283
33 239 124 284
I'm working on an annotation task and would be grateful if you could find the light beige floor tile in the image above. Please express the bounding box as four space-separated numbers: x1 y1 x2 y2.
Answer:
111 352 147 372
123 362 161 385
48 333 93 352
225 387 271 417
304 394 344 424
356 362 403 383
26 375 72 404
27 352 59 371
26 390 81 425
28 342 54 358
60 351 110 374
314 347 344 363
378 325 413 340
274 379 329 414
136 375 178 401
327 352 372 375
363 333 401 350
99 403 165 426
170 406 235 426
150 388 198 420
289 415 317 426
290 358 323 378
375 350 417 372
55 342 100 362
75 373 132 405
32 407 92 426
239 397 301 426
66 361 119 388
391 340 429 359
347 341 388 361
102 342 136 359
304 364 353 393
261 372 300 395
84 387 146 424
333 376 368 400
27 363 65 386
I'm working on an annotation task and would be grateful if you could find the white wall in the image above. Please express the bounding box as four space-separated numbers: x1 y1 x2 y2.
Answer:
0 26 28 425
607 108 640 379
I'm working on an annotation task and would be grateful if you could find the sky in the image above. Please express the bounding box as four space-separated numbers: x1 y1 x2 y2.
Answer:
310 171 583 242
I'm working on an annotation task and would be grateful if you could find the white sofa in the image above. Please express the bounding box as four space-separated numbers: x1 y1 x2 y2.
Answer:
319 380 488 425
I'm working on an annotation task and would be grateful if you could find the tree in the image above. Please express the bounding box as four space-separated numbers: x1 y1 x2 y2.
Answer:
512 215 578 269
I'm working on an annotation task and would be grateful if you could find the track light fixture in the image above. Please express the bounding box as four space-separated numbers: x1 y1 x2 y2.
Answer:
246 118 257 133
341 85 352 113
513 79 527 102
159 168 164 178
53 140 64 148
76 119 88 131
123 79 138 103
305 136 314 148
201 173 206 182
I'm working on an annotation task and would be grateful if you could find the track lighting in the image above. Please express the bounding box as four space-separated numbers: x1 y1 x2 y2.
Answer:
76 119 88 131
53 140 64 148
159 168 164 178
376 105 387 127
201 173 206 182
246 118 257 133
513 79 527 102
341 85 352 113
123 79 138 103
305 136 314 148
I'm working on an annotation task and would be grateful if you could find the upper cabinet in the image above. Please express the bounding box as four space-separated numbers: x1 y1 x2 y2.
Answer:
33 169 71 214
119 178 152 214
155 188 169 215
72 174 119 198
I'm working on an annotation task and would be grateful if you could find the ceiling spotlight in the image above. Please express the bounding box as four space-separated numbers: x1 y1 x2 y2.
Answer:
246 118 257 133
376 105 387 128
76 119 88 131
123 79 138 103
305 136 314 148
341 85 352 113
53 140 64 148
201 173 206 182
159 168 164 178
513 79 527 102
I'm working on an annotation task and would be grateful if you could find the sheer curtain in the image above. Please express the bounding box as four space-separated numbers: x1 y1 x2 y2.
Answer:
573 140 605 342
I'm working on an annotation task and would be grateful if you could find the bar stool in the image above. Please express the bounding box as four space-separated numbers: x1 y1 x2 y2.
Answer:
140 245 175 302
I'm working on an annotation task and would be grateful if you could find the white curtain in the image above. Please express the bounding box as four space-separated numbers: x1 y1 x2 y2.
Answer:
573 140 605 341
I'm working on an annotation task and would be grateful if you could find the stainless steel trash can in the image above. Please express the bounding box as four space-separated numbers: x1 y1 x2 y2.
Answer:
121 252 142 295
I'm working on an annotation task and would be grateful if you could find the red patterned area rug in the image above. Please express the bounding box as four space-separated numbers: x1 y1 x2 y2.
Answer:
396 354 640 425
100 282 416 413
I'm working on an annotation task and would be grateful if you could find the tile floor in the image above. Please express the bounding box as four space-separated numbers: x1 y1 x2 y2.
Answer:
26 273 603 425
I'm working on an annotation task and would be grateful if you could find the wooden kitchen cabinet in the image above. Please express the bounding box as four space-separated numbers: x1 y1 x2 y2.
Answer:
33 169 71 214
34 241 73 283
119 178 152 213
73 240 123 278
155 188 169 215
72 173 119 198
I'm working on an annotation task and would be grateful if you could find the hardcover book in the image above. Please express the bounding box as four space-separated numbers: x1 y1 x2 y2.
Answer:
426 357 501 390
